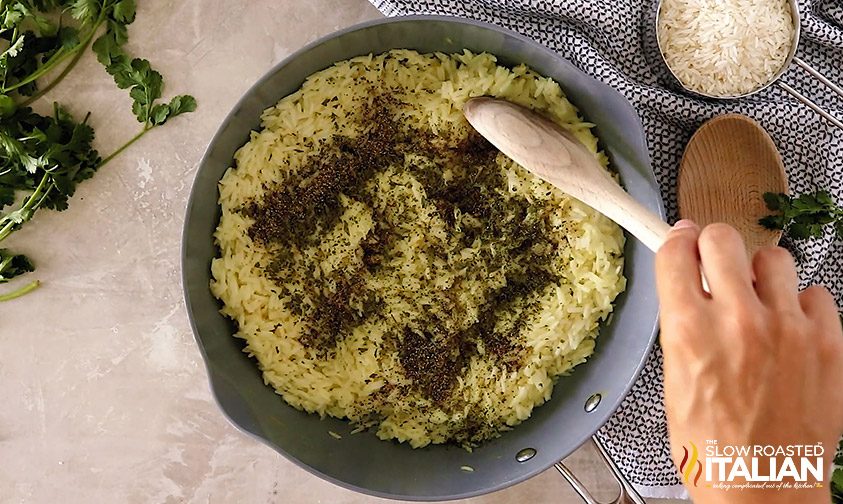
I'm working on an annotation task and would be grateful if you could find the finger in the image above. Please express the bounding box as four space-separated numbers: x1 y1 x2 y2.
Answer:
800 287 843 382
697 223 755 302
799 285 840 321
752 246 799 311
656 220 705 311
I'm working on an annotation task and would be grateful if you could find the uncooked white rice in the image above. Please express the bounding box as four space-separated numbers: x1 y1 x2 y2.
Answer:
658 0 794 96
210 50 626 448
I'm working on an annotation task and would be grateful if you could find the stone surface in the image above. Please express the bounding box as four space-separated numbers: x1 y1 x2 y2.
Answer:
0 1 683 502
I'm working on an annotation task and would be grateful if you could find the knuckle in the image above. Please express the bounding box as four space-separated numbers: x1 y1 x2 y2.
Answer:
730 308 766 336
801 285 835 307
753 245 795 269
660 312 705 348
699 223 741 247
776 311 805 336
657 234 690 259
775 311 807 343
817 327 843 362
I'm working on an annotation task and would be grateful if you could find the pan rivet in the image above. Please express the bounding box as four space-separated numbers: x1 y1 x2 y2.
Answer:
516 448 537 463
584 393 602 412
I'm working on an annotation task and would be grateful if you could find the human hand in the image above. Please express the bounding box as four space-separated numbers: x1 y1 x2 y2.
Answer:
656 221 843 504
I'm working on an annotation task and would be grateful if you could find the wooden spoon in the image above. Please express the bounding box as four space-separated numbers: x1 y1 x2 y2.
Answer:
678 114 788 258
463 97 670 252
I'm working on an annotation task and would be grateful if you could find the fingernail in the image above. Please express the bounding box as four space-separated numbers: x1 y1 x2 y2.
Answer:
672 219 698 230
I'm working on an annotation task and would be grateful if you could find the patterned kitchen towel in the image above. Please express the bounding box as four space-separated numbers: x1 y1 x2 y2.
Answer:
368 0 843 499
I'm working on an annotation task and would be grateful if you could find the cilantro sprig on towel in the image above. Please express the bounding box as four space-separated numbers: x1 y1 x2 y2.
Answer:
760 191 843 240
0 0 196 301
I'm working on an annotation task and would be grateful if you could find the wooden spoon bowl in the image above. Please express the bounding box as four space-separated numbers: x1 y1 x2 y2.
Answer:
678 114 788 257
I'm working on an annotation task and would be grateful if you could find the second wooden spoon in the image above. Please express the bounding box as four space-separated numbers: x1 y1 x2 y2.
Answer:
678 114 788 258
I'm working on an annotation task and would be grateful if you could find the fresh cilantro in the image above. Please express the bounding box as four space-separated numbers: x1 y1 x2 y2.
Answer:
70 0 102 23
0 0 196 301
759 191 843 241
90 0 195 164
0 248 33 281
0 248 38 301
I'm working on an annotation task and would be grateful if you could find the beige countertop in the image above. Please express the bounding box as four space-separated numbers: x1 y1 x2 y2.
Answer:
0 1 683 502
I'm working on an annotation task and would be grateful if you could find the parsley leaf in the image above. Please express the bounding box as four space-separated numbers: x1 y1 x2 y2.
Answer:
0 247 38 301
759 191 843 241
70 0 101 24
96 42 193 126
91 1 196 163
0 186 14 206
0 248 33 283
0 0 196 301
150 95 197 125
112 0 135 24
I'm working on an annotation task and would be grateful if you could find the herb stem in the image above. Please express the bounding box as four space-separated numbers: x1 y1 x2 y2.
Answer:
99 125 151 168
21 37 93 107
0 279 40 302
3 48 70 93
0 172 51 242
2 5 107 95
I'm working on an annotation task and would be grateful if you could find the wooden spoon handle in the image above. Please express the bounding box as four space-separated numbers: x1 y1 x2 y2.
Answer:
517 149 671 252
464 97 670 252
596 187 672 252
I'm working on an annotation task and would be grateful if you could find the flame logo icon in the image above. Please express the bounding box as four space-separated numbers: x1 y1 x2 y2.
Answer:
679 442 703 487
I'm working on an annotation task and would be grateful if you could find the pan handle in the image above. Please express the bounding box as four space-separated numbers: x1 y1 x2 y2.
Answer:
554 436 646 504
777 82 843 130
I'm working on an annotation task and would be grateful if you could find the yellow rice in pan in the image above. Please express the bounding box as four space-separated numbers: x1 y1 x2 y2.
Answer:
211 50 625 448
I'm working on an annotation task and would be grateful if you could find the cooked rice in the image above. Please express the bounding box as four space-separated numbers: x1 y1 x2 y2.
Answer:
210 50 626 448
658 0 794 96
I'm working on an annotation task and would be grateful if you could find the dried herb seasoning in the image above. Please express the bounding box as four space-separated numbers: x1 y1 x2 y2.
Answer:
246 90 562 413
